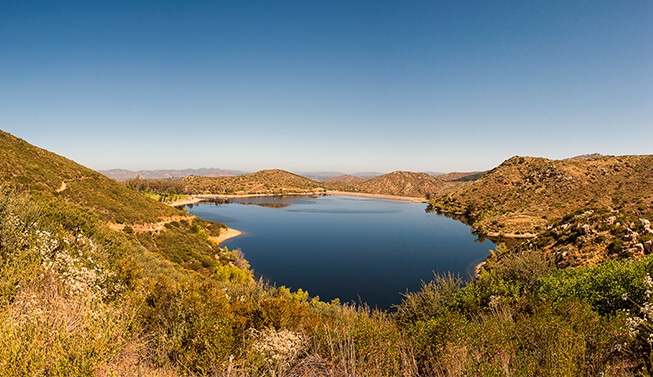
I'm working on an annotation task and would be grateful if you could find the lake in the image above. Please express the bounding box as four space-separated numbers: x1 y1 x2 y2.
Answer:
187 195 494 309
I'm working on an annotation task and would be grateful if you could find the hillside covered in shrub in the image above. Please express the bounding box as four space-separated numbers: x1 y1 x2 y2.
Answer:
430 155 653 268
1 130 653 376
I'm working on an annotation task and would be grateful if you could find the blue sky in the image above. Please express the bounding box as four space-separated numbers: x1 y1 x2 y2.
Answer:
2 1 651 174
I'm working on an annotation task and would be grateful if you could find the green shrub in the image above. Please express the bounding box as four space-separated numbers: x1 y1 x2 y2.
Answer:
539 255 653 315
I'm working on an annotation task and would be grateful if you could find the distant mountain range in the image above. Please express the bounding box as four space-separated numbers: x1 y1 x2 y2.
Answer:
99 168 247 180
100 168 463 182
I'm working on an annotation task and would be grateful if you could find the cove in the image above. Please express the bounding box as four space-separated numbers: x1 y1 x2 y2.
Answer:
188 195 494 309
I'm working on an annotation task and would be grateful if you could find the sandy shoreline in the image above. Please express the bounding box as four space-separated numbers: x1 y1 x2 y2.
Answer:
169 191 428 204
325 190 428 203
212 227 243 245
168 196 203 207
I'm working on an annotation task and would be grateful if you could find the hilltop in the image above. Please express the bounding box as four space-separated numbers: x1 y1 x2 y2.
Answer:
180 169 326 196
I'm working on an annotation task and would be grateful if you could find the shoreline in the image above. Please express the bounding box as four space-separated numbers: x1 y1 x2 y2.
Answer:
170 191 428 204
474 261 486 278
325 190 428 203
197 191 326 200
168 196 203 207
211 227 243 245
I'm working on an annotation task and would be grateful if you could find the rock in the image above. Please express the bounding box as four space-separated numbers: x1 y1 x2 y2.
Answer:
580 224 591 235
640 218 651 229
605 216 617 225
625 232 640 241
644 240 653 253
634 243 645 253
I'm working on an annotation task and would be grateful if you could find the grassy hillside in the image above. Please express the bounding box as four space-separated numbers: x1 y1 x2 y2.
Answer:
0 131 182 225
2 130 653 375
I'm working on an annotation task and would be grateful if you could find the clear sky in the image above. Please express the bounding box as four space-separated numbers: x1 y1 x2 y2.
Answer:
2 1 651 174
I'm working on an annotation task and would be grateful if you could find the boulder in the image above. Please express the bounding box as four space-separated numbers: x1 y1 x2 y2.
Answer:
625 232 640 241
644 240 653 254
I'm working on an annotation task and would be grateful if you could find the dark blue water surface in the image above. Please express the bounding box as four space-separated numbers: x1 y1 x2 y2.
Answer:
188 195 493 309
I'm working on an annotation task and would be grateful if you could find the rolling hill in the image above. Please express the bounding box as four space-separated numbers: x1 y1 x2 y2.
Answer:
430 154 653 266
180 169 327 196
325 170 470 198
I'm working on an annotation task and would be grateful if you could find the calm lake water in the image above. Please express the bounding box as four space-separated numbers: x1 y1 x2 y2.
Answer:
188 195 494 309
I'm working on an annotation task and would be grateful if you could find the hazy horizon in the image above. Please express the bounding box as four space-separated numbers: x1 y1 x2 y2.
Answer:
95 152 625 177
2 1 651 173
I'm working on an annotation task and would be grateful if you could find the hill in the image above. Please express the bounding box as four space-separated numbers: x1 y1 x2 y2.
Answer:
0 131 183 225
326 171 469 198
429 155 653 266
0 130 249 275
323 174 366 184
180 169 326 196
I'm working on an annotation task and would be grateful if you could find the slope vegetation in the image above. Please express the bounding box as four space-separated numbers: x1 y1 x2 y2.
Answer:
0 131 182 225
326 171 468 198
178 169 326 196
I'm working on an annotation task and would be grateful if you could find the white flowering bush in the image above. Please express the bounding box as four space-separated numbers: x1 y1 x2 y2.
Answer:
0 191 129 375
248 327 306 375
622 273 653 368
